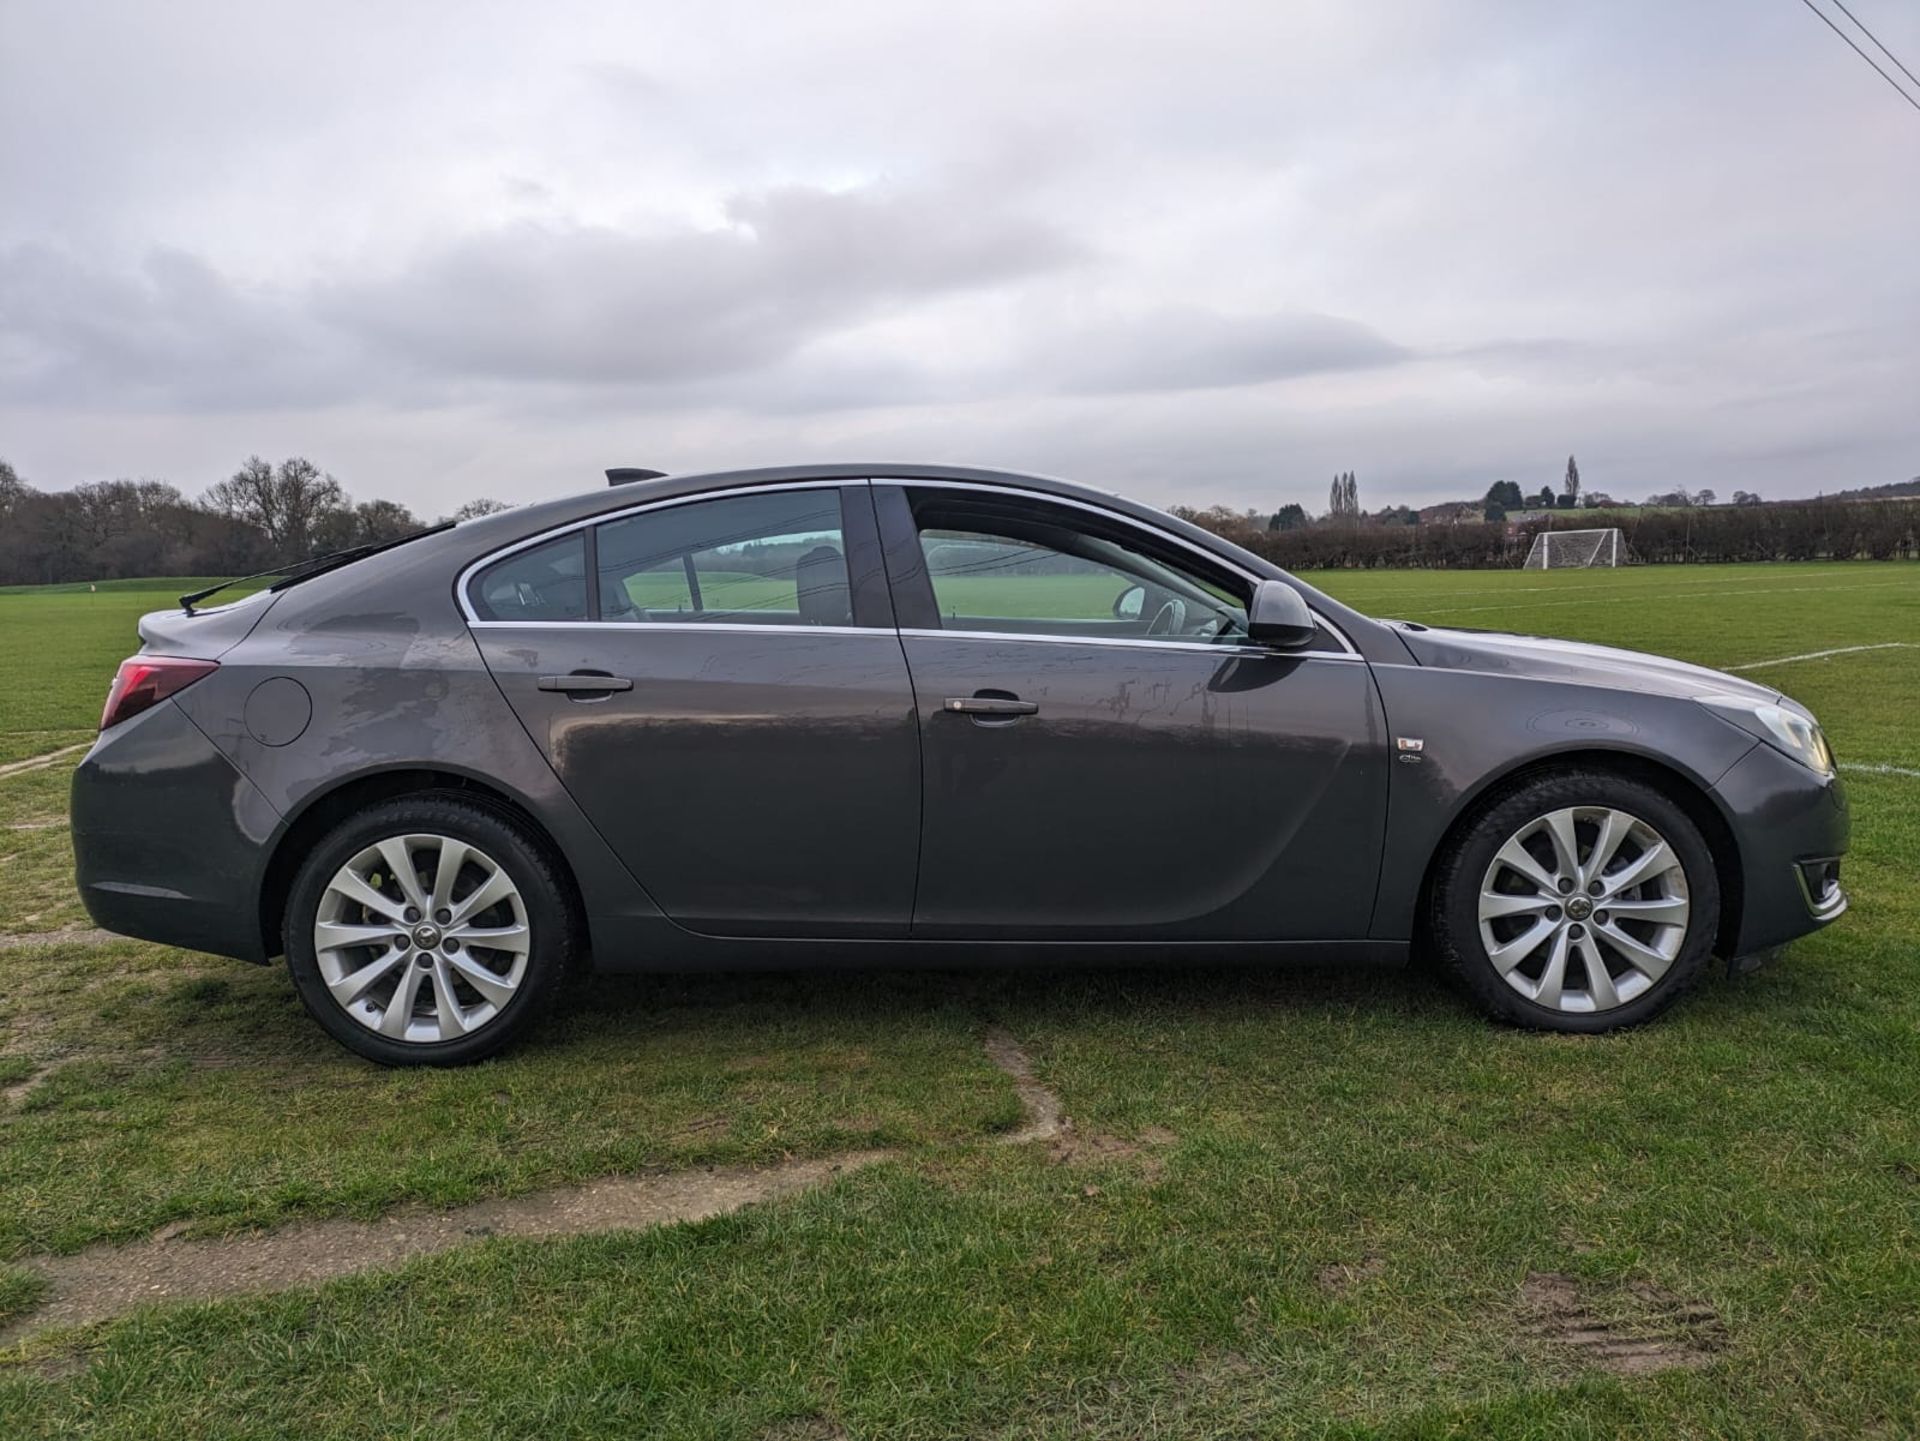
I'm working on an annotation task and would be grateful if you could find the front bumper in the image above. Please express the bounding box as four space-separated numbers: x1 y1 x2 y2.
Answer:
1711 741 1850 960
70 700 282 962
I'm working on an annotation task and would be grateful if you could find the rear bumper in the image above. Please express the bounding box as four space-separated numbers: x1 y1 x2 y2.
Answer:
70 701 281 962
1712 742 1850 961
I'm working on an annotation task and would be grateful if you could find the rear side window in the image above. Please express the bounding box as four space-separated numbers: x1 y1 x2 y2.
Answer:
469 534 588 621
594 490 851 626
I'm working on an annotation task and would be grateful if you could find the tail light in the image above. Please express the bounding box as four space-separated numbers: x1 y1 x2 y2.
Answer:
100 656 219 730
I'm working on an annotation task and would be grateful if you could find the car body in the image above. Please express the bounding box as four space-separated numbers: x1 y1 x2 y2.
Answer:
71 463 1850 1062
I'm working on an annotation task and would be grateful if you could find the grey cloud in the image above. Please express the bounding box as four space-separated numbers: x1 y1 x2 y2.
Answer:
1047 308 1411 395
316 183 1086 387
0 178 1086 411
0 245 357 410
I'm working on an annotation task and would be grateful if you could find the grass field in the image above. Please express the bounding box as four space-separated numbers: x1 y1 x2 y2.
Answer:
1 561 1917 1438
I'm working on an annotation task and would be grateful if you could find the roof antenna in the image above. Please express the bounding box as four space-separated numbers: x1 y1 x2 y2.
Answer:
606 468 668 487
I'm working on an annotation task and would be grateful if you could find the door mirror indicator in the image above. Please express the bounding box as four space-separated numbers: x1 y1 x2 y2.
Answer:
1246 580 1318 650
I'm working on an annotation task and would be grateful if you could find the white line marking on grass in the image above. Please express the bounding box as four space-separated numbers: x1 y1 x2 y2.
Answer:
1327 567 1912 608
1841 762 1920 779
0 741 89 780
1417 580 1917 617
1728 643 1918 672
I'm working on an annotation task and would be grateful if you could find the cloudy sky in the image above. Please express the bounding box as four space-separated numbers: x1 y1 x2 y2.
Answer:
2 0 1915 517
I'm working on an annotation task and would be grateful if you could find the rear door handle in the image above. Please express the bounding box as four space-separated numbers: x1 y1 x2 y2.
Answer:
538 672 634 695
943 694 1039 717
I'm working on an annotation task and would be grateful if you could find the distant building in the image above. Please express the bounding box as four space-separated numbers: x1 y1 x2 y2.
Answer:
1417 501 1483 525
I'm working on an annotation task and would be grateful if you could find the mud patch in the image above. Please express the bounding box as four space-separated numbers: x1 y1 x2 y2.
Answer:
2 1066 47 1108
1316 1253 1387 1293
1519 1271 1726 1376
0 1151 890 1346
1047 1126 1178 1181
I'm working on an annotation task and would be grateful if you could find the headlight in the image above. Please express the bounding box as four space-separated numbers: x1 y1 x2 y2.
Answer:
1696 694 1834 776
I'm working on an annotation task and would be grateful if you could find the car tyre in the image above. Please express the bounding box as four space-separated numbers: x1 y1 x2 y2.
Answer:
285 793 575 1065
1430 770 1720 1033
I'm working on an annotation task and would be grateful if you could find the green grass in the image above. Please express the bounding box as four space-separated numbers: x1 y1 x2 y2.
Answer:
0 583 191 747
0 935 1018 1257
1 561 1917 1437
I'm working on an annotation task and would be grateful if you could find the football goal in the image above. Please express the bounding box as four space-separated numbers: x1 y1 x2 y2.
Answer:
1523 528 1625 569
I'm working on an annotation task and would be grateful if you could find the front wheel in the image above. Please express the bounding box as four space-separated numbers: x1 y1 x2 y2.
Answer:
285 795 575 1065
1430 771 1720 1032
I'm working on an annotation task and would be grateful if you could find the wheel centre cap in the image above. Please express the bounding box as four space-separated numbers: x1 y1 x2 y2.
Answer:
1565 896 1593 921
413 923 442 948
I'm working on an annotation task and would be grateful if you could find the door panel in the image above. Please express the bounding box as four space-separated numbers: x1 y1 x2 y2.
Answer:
874 481 1388 941
901 634 1386 938
476 627 920 938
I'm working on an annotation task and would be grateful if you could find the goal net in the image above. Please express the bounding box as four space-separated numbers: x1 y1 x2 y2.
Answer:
1523 528 1624 569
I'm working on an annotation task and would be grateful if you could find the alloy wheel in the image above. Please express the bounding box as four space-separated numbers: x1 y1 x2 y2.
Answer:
313 833 531 1043
1476 806 1691 1014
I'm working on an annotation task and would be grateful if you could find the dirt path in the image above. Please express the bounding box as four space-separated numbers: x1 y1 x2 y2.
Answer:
0 743 89 781
1 1025 1073 1346
981 1026 1069 1143
0 1153 890 1346
0 928 117 951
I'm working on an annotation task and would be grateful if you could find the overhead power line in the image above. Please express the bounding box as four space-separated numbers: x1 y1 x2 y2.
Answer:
1793 0 1920 116
1829 0 1920 92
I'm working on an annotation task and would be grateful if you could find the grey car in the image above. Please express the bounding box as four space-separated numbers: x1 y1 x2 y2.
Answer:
71 464 1850 1065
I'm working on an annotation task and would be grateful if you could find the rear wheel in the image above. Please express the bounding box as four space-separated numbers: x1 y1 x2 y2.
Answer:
1430 771 1719 1032
285 795 574 1065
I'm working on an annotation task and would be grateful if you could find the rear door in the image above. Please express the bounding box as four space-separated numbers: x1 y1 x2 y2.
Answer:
874 481 1388 941
466 482 921 938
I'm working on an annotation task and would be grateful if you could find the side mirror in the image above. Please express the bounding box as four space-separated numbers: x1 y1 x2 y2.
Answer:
1246 580 1317 650
1113 584 1145 620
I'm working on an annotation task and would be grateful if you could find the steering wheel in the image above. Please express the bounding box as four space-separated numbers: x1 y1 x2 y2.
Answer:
1146 597 1188 637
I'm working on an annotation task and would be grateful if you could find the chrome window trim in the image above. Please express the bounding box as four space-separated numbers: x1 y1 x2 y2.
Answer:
456 478 857 626
899 627 1364 662
882 476 1358 657
454 472 1359 658
467 620 884 638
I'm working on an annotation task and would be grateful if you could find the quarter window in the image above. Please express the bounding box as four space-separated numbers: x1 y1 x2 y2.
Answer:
594 490 852 626
469 533 588 622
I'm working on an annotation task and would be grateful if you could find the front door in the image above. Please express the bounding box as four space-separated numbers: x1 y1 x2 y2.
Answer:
468 482 920 938
874 482 1388 941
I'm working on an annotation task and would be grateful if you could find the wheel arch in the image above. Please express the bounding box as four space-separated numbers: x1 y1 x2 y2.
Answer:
1412 747 1745 960
258 766 587 959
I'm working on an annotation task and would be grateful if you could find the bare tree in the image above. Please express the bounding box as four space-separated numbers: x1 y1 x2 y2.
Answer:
203 456 346 559
1563 454 1581 504
451 498 509 521
0 459 28 522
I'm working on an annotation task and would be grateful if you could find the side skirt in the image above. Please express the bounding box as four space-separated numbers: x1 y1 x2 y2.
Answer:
584 919 1410 974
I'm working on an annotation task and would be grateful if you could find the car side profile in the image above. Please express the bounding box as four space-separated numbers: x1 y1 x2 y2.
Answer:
71 464 1850 1064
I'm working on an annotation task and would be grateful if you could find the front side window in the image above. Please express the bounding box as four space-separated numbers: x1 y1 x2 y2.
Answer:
910 496 1248 643
595 489 851 626
469 533 588 621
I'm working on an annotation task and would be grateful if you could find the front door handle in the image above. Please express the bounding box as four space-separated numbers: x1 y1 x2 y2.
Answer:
943 694 1039 717
538 672 634 695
